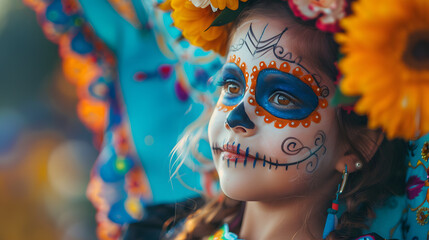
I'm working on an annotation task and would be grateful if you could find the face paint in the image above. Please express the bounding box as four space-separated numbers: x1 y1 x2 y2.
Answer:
211 130 326 172
254 69 318 120
226 102 255 129
208 18 341 203
216 55 248 112
248 61 328 128
230 23 288 59
280 130 327 173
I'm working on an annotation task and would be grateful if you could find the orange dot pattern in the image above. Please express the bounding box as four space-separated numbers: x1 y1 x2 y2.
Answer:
248 60 328 128
216 54 248 112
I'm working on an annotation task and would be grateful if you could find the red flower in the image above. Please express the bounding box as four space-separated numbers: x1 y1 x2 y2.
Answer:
286 0 348 32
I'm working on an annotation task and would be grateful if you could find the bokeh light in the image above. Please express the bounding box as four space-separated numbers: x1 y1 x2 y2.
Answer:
0 0 97 239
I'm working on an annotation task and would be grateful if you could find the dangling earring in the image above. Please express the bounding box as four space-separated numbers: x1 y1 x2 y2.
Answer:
322 165 348 239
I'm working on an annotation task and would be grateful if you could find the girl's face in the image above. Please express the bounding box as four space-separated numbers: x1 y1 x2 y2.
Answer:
208 16 343 201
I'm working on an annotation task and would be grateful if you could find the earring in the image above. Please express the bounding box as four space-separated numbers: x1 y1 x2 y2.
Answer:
322 165 348 239
355 161 363 170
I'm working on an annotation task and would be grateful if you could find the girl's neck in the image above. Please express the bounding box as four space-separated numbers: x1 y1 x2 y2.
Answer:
239 190 335 240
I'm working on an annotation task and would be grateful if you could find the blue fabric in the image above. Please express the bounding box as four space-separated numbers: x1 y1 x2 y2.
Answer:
404 134 429 240
367 195 407 239
78 0 221 204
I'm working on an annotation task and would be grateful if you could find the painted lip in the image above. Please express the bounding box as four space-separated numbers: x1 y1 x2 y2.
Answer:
214 142 296 170
221 143 257 164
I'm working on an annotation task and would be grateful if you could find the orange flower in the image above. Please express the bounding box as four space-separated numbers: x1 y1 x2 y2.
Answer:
336 0 429 139
170 0 232 56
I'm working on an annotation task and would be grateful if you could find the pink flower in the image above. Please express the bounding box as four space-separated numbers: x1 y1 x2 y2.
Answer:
406 175 425 200
286 0 348 32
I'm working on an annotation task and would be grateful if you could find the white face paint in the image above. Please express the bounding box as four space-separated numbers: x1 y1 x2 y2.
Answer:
208 17 344 201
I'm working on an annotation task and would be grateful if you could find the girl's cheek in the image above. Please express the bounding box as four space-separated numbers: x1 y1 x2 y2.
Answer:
208 110 226 141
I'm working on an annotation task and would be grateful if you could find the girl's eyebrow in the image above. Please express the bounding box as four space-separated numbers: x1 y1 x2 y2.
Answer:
222 62 246 81
260 68 294 80
258 68 307 88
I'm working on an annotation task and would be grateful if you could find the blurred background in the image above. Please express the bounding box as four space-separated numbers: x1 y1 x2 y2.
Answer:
0 0 98 239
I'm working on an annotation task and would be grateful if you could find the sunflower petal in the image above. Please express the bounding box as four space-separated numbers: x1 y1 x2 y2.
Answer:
337 0 429 139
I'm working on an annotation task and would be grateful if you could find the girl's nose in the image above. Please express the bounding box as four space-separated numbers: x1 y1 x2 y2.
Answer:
225 103 256 136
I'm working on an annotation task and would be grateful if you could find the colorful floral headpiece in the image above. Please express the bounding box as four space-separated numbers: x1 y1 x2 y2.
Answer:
164 0 429 140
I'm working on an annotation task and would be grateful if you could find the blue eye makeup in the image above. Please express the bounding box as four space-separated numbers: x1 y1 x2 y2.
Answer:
216 62 246 106
255 69 318 120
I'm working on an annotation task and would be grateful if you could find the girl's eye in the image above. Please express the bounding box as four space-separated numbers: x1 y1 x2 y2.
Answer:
224 82 241 95
269 92 294 106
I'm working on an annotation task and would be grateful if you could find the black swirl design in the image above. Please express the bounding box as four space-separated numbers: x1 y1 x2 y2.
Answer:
273 45 302 64
281 131 327 173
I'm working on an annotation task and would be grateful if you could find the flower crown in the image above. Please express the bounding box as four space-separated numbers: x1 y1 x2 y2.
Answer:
163 0 429 140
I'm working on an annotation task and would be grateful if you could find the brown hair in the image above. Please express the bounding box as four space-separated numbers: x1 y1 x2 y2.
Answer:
327 111 407 239
171 1 407 239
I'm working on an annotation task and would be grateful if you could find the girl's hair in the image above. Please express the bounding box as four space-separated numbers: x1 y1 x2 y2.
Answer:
171 1 407 239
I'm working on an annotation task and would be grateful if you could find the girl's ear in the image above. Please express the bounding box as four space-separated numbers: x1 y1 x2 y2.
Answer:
335 127 384 173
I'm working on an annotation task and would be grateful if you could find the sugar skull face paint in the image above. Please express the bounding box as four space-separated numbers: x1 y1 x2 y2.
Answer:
255 68 318 119
208 17 344 201
212 130 326 172
226 103 255 130
216 56 248 112
218 45 329 129
248 60 328 128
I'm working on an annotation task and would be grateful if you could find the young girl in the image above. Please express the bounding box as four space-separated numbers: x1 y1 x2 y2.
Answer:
166 0 408 239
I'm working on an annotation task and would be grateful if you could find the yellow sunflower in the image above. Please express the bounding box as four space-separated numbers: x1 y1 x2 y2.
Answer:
169 0 231 56
336 0 429 139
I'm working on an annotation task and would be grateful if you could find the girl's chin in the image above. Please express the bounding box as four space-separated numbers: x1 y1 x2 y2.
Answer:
221 188 274 202
218 175 269 201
